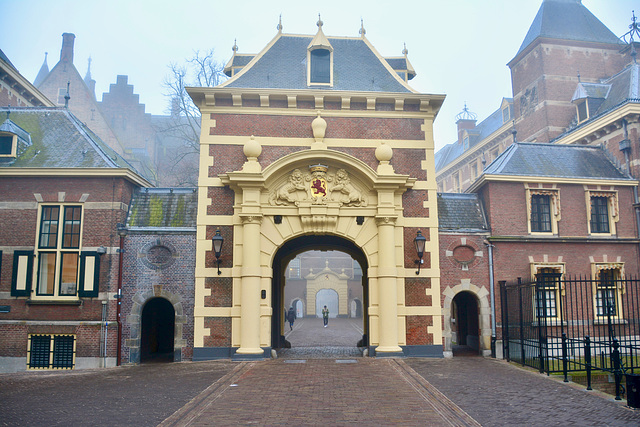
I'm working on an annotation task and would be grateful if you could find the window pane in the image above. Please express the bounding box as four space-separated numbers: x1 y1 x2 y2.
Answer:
596 269 618 316
29 335 51 368
535 270 559 318
52 336 75 369
37 253 56 295
531 195 551 232
59 253 79 296
62 206 82 248
310 49 330 83
39 206 60 248
590 197 609 233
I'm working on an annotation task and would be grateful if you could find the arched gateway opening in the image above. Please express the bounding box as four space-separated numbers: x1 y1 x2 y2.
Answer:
271 235 368 356
140 297 175 363
451 291 480 356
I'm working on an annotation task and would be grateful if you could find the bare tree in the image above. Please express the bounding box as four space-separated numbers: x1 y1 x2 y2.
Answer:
155 49 227 186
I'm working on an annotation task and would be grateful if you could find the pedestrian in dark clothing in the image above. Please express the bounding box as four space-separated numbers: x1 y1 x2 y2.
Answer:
287 306 296 330
322 305 329 327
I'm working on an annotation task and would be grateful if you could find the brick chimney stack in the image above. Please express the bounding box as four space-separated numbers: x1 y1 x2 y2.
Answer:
60 33 76 63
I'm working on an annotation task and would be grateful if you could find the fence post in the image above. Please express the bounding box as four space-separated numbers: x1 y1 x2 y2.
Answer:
536 279 545 374
584 336 592 390
500 281 509 361
612 338 622 401
518 278 525 367
562 332 569 382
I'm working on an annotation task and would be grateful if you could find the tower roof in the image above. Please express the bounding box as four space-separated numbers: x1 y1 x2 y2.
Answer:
33 53 50 87
514 0 622 59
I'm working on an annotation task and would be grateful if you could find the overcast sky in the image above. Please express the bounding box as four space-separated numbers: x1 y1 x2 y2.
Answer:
1 0 637 151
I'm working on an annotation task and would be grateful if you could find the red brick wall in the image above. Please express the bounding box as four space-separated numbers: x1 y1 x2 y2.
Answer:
203 317 231 347
210 113 425 141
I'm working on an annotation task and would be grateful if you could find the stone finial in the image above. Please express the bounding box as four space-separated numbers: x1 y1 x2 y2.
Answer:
277 14 283 32
359 18 366 37
375 142 394 174
232 39 238 53
311 110 328 149
242 135 262 172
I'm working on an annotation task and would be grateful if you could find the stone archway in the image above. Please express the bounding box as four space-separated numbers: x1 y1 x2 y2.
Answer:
126 287 187 364
271 235 369 351
442 279 492 358
141 297 175 362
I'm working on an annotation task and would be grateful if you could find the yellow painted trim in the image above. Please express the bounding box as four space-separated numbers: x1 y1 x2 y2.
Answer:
554 103 640 145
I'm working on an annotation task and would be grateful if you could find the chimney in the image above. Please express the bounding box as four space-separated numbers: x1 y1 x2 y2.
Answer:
60 33 76 64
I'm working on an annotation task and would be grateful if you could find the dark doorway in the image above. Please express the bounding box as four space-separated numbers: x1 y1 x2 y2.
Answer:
452 291 479 356
140 297 175 363
271 235 368 354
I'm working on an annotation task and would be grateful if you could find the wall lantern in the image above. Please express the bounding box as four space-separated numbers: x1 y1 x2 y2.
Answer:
212 229 224 275
414 230 426 275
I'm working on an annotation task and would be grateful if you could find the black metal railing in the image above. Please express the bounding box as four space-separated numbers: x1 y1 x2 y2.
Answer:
501 275 640 400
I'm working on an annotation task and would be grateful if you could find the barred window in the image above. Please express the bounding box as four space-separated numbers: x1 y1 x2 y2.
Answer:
596 268 620 317
28 334 75 369
535 268 561 318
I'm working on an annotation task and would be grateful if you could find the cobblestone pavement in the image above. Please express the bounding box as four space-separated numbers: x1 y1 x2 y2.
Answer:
2 317 639 426
406 357 640 426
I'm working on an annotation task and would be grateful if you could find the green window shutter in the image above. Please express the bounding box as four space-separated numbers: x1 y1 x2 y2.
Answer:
78 252 100 298
11 251 34 297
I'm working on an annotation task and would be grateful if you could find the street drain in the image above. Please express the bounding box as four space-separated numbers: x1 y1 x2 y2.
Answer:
284 360 307 363
335 359 357 363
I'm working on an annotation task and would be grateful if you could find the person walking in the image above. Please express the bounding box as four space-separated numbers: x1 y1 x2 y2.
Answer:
287 306 296 330
322 305 329 327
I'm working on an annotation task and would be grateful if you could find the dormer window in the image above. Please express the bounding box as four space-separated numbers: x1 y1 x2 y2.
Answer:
310 48 331 83
576 100 588 123
0 133 16 157
307 16 333 87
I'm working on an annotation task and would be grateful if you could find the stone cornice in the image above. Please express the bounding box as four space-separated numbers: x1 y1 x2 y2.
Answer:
0 167 152 187
187 86 445 117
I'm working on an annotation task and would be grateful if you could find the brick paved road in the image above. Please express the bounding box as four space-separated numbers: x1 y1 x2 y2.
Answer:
406 357 640 426
2 317 639 426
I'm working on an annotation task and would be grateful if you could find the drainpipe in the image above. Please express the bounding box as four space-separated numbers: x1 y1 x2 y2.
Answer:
116 227 125 366
485 241 497 358
101 300 107 367
620 119 640 269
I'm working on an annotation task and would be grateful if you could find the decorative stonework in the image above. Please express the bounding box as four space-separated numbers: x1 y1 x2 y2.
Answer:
140 240 178 270
269 166 366 207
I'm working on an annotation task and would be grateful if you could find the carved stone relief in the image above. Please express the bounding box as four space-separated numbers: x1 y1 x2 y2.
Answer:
269 165 367 207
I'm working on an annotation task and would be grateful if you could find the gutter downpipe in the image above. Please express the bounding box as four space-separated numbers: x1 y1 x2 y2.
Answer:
116 230 125 366
486 241 497 358
621 119 640 271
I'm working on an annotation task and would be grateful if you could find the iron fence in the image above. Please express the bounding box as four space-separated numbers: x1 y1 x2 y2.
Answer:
500 275 640 400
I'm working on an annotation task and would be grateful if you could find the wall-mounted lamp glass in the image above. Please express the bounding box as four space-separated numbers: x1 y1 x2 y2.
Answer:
414 230 426 275
212 229 224 275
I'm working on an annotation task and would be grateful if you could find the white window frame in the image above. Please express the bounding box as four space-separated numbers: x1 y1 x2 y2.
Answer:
32 203 84 300
531 263 565 321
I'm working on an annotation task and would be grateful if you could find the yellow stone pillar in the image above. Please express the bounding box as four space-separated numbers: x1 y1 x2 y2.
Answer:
375 216 402 354
236 214 264 355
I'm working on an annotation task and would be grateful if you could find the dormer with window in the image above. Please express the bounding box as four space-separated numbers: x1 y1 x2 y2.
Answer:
571 82 610 124
500 98 513 124
307 17 333 87
0 112 31 163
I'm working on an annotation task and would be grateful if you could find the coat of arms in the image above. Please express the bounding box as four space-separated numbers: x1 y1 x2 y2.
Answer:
309 164 328 199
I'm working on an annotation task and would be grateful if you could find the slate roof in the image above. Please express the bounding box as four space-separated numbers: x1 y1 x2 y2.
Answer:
0 49 16 70
126 187 198 229
437 193 489 232
221 34 414 93
515 0 622 58
483 142 633 180
435 99 513 172
0 107 138 171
